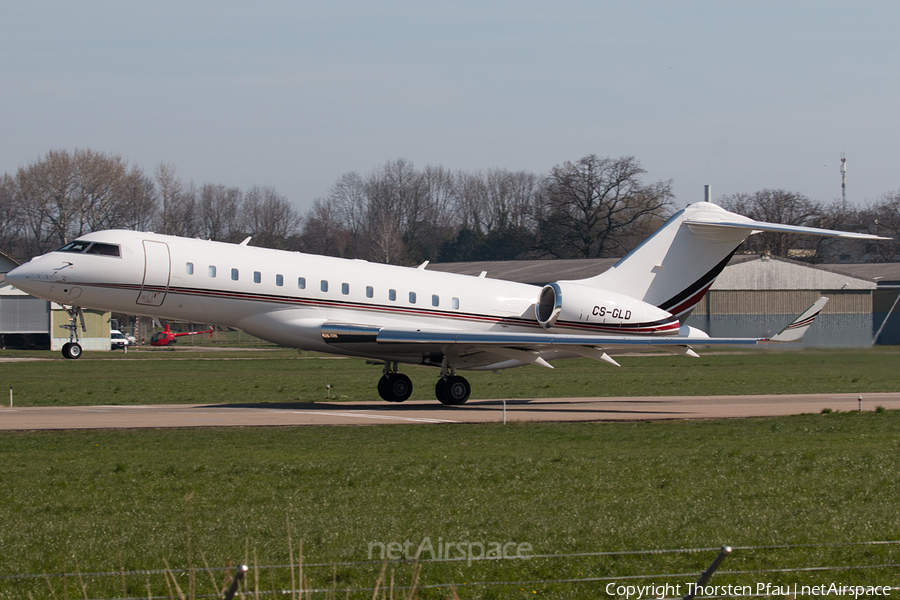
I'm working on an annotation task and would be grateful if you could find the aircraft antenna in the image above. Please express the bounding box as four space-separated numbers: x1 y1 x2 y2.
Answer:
840 153 847 204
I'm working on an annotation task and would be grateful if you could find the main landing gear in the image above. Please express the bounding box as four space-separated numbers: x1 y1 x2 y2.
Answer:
376 361 472 405
377 363 413 403
434 375 470 406
60 305 86 360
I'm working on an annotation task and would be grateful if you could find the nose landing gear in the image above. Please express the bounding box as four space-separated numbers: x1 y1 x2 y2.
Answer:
60 305 86 360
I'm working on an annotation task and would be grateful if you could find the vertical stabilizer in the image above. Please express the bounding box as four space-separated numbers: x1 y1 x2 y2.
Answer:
574 202 754 321
570 200 883 323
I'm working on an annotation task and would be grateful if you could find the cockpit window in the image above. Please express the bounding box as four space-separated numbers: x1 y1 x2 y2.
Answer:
85 243 121 257
57 241 91 253
56 241 120 257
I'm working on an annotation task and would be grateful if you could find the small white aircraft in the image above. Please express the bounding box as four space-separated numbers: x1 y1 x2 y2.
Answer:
5 201 885 405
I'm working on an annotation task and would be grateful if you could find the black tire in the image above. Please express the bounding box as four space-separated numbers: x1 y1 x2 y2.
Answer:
62 342 83 360
437 375 470 405
378 373 412 403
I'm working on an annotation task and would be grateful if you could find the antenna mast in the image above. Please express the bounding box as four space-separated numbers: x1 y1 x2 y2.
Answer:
840 153 847 204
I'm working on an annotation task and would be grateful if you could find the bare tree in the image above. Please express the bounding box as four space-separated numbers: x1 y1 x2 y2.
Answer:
805 199 866 263
406 165 459 262
328 171 369 258
118 165 157 232
11 149 160 256
0 174 24 260
16 149 78 254
859 191 900 262
298 197 350 257
364 158 425 263
534 155 674 258
242 186 301 249
74 148 130 234
455 169 540 234
454 170 490 232
197 183 242 242
154 162 186 236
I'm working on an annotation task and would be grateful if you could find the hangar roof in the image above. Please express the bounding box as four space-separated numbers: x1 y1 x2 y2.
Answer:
818 263 900 287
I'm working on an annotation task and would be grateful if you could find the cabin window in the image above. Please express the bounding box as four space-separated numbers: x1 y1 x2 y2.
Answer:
432 294 439 307
276 274 284 287
321 280 328 292
253 271 261 284
298 277 306 289
389 289 396 301
366 286 374 298
231 268 239 281
208 265 217 278
342 283 350 295
186 262 194 275
409 292 417 304
85 243 121 257
452 297 459 309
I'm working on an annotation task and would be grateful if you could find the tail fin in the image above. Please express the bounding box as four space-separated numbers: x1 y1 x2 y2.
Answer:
575 202 885 322
576 203 753 321
768 297 829 342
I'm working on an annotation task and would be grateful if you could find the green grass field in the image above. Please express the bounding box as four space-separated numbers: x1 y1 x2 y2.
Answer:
2 416 900 598
2 346 899 406
1 348 899 598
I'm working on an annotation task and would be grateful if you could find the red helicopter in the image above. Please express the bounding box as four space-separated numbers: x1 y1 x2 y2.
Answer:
149 323 214 347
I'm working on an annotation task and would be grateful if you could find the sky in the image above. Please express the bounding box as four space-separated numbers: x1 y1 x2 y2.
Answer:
2 1 899 213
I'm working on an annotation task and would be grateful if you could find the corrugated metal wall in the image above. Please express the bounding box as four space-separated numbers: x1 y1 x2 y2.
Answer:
0 296 50 333
686 290 874 347
691 290 872 316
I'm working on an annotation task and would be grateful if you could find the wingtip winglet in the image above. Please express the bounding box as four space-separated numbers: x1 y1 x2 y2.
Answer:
769 296 829 343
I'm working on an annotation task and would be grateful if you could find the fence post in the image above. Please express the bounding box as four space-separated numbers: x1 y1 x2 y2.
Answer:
683 546 731 600
223 564 248 600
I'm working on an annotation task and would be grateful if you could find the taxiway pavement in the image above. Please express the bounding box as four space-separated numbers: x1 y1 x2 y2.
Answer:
2 392 900 430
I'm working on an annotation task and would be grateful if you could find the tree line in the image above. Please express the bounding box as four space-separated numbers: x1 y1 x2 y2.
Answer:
1 148 897 265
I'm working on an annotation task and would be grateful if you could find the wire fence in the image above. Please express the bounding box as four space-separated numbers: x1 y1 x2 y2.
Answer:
4 540 900 600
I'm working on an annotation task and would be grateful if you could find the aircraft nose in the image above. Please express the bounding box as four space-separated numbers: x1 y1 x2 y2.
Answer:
5 263 29 286
5 260 50 296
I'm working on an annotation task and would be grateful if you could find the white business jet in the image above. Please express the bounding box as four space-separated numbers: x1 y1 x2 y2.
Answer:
5 201 885 405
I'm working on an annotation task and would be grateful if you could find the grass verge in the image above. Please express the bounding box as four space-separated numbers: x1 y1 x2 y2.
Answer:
1 346 899 406
1 412 899 598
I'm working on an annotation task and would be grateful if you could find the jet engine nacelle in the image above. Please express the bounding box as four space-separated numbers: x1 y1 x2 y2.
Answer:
534 281 677 332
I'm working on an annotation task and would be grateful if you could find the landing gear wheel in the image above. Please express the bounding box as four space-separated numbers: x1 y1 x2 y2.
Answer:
62 342 83 360
436 375 470 405
378 373 413 403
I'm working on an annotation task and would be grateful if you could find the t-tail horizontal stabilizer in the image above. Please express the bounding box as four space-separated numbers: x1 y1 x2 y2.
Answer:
768 297 829 343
